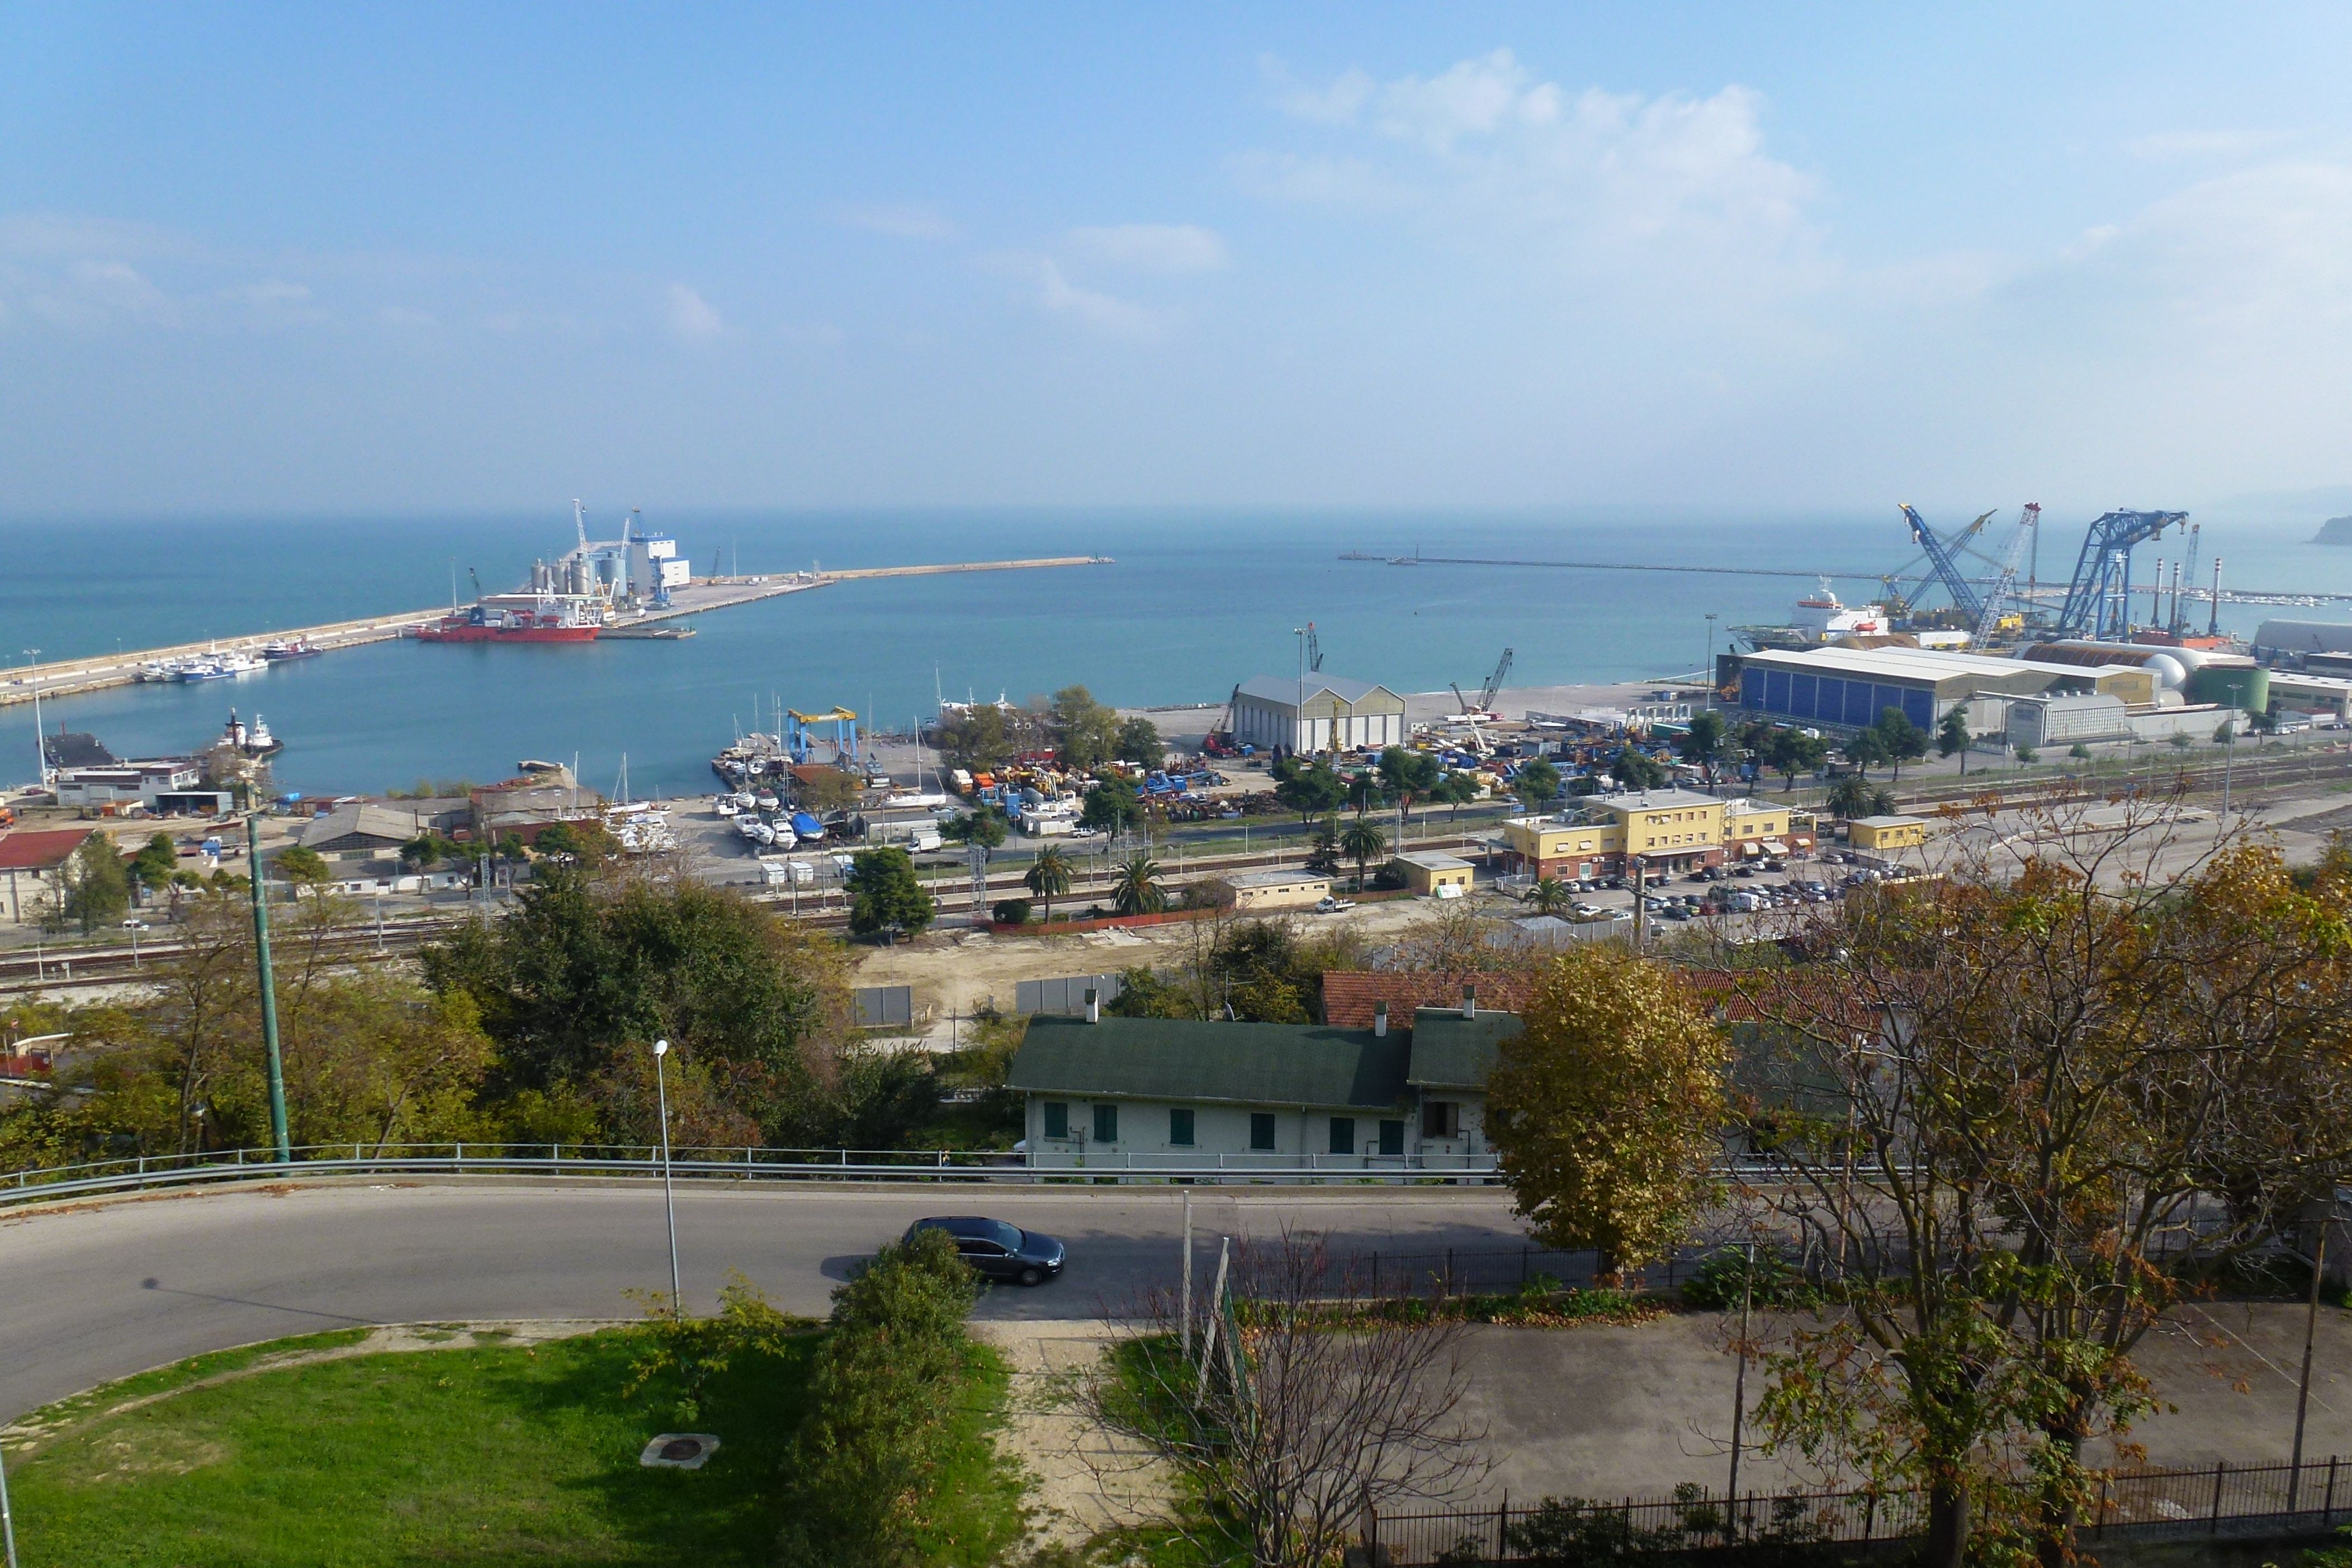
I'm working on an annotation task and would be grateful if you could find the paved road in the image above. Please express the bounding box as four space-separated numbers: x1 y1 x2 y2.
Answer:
0 1177 1527 1421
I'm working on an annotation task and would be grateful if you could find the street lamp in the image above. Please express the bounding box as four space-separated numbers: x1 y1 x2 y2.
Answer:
652 1038 682 1314
1704 614 1718 689
2288 1192 2346 1513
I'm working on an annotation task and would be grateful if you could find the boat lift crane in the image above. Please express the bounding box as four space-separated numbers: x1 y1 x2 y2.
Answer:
1972 503 2041 644
2054 510 2189 639
1897 505 1991 627
785 707 861 768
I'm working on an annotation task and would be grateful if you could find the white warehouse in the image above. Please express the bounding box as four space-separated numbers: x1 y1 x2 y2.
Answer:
1229 675 1407 754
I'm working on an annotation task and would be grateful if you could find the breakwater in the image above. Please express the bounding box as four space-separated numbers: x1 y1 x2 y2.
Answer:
1 555 1111 710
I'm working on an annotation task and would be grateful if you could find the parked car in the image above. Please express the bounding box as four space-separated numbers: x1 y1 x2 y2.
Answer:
903 1216 1067 1286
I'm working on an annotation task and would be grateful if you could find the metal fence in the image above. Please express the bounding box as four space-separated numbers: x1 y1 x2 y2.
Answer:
1015 973 1128 1016
1367 1456 2352 1564
0 1140 1506 1207
853 984 916 1029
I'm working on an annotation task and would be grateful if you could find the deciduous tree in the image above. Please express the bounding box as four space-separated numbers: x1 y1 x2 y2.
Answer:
1487 945 1728 1282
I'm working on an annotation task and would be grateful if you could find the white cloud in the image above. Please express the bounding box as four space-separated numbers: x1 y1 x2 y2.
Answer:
1030 258 1157 338
1261 55 1374 125
1251 50 1820 297
664 283 723 342
1068 223 1228 273
840 201 959 241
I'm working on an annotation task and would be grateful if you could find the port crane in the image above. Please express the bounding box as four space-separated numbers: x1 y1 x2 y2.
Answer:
1447 648 1515 755
1304 622 1324 673
1972 503 2040 644
1897 505 1991 627
2054 509 2189 639
785 707 862 768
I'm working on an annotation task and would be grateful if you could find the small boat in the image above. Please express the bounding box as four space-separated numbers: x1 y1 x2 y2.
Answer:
224 709 284 757
754 792 780 812
714 798 739 817
261 639 320 661
790 812 825 841
515 759 564 774
176 659 234 683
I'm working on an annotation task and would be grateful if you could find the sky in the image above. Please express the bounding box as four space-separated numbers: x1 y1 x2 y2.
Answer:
5 3 2352 518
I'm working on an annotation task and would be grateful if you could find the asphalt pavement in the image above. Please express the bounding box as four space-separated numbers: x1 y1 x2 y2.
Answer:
0 1177 1527 1421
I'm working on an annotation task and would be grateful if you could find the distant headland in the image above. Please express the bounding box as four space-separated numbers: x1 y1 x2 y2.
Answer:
2316 515 2352 544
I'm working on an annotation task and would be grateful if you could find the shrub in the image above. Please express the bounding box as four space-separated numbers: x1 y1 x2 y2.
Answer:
991 897 1032 925
776 1228 979 1567
1679 1247 1817 1311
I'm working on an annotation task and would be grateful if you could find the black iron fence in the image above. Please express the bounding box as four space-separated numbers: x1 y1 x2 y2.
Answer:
1365 1457 2352 1564
1332 1243 1721 1299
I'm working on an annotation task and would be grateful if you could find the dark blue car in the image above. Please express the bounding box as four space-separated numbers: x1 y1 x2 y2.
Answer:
903 1216 1067 1286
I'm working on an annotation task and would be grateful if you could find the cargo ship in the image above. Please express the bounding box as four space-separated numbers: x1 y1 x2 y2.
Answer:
413 593 603 643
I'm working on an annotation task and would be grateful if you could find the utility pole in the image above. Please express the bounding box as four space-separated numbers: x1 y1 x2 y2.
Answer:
1725 1241 1754 1542
1704 615 1718 690
246 816 291 1164
22 649 44 790
2289 1207 2335 1512
1294 627 1308 759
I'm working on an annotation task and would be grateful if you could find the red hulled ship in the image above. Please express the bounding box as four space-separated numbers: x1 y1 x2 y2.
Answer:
413 593 603 643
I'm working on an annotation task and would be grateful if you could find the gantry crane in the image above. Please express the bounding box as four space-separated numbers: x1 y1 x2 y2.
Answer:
2054 510 2189 639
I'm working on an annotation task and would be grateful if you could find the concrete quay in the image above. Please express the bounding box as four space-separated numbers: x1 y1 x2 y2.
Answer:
1 554 1113 709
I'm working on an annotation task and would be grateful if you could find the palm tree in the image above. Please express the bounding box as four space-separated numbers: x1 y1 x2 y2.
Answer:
1111 852 1166 916
1528 877 1571 915
1826 773 1875 819
1338 817 1389 892
1024 845 1074 925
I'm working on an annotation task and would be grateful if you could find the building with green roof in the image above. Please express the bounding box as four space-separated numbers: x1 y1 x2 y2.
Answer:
1006 1004 1513 1171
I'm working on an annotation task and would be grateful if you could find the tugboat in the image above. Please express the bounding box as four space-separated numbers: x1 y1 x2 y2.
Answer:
224 709 283 757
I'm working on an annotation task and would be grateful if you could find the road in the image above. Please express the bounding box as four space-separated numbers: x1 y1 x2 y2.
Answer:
0 1177 1525 1422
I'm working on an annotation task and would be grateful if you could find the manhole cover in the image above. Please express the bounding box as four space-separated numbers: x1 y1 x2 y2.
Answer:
639 1432 721 1470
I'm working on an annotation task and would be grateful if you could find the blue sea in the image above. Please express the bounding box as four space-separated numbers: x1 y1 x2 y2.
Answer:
6 509 2346 800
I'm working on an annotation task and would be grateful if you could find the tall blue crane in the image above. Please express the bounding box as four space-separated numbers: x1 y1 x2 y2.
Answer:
2054 510 2189 639
1897 505 1989 626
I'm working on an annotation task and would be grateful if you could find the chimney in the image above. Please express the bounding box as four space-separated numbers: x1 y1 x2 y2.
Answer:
1373 1001 1389 1038
1083 987 1100 1024
1461 984 1477 1020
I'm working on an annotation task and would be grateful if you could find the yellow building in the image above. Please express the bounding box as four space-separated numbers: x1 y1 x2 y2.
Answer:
1224 868 1332 911
1390 851 1474 897
1502 788 1731 878
1848 814 1931 852
1723 798 1812 859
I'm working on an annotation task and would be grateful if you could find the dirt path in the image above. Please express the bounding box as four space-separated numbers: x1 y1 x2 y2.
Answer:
974 1317 1175 1550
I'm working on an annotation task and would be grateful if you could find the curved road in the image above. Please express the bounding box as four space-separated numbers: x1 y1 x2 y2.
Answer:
0 1177 1526 1421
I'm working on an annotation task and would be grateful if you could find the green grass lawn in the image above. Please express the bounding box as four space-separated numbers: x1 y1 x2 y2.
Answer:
4 1324 1021 1568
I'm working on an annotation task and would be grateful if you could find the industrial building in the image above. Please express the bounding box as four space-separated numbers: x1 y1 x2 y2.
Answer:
1229 675 1406 754
534 507 693 608
1738 646 2154 731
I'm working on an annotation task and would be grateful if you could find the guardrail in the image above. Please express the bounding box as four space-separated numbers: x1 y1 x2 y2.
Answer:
0 1141 1504 1207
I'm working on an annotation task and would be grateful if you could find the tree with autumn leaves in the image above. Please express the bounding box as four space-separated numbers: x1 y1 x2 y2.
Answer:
1735 795 2352 1568
1485 943 1729 1285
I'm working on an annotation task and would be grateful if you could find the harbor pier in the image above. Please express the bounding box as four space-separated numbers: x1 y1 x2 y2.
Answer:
1 555 1112 709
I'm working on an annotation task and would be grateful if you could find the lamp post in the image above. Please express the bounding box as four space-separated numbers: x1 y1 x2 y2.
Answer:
0 1413 17 1568
652 1038 682 1314
245 816 291 1165
1293 627 1308 760
1704 615 1718 689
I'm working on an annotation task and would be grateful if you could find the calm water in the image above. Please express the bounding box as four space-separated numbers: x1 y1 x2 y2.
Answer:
6 509 2346 799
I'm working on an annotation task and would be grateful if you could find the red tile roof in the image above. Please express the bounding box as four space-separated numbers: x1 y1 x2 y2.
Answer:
0 828 97 872
1320 970 1537 1028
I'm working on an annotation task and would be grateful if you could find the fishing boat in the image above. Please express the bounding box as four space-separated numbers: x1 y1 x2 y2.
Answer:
261 638 321 661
